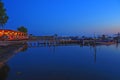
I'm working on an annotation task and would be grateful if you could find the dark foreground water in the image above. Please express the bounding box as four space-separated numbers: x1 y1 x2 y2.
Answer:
0 43 120 80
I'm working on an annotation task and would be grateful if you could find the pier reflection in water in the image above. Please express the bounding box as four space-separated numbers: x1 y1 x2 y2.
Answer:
0 41 120 80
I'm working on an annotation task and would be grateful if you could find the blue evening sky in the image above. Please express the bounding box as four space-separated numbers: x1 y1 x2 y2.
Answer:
2 0 120 36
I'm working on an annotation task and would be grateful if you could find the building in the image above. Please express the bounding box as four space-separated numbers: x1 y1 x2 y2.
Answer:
0 29 28 41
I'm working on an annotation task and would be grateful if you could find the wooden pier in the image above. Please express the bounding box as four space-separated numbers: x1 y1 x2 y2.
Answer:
0 39 116 47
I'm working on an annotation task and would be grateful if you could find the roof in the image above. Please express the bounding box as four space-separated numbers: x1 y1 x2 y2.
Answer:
0 29 26 34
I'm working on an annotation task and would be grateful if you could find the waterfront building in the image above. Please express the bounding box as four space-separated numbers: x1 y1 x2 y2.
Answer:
0 29 28 40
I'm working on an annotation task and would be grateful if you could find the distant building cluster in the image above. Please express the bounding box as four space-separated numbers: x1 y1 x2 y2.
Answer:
29 33 120 43
56 34 120 43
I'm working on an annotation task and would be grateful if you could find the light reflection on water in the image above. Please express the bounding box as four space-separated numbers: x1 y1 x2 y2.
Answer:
0 43 120 80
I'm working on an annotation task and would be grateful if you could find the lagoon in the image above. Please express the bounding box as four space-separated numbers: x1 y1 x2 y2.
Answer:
0 43 120 80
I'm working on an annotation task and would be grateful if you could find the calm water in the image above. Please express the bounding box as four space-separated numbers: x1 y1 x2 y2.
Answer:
0 43 120 80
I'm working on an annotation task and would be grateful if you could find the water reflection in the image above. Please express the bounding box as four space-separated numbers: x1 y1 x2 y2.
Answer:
0 64 9 80
27 41 100 63
93 45 97 63
0 41 119 80
0 43 28 80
